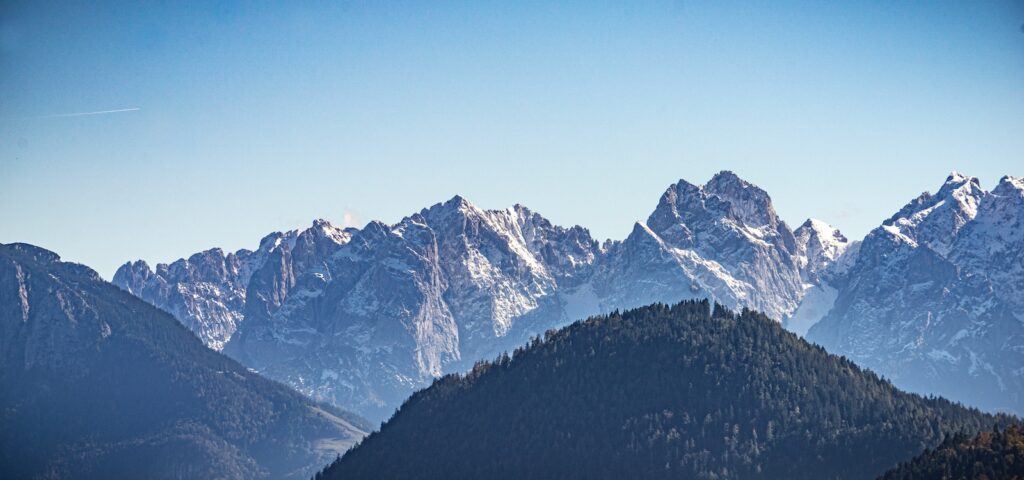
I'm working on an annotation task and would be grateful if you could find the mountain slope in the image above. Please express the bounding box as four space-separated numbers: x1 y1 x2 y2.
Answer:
879 424 1024 480
317 300 1007 480
807 173 1024 414
0 243 369 480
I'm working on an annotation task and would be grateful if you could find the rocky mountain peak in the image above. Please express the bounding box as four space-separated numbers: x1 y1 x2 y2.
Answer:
880 172 986 256
509 203 533 216
704 170 780 228
942 170 972 186
598 173 803 324
794 218 850 284
4 243 62 265
410 195 485 231
938 171 984 210
307 218 353 245
646 178 718 248
256 230 295 253
621 221 663 249
647 172 789 245
796 218 847 242
436 194 476 213
994 175 1024 197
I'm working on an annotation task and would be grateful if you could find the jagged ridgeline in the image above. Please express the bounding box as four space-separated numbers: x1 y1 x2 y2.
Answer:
0 244 370 480
318 300 1010 480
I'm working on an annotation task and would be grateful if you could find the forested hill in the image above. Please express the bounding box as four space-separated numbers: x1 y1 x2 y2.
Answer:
0 243 370 480
879 424 1024 479
318 300 1012 480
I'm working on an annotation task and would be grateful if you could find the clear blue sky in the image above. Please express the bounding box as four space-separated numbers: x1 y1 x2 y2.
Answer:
1 1 1022 278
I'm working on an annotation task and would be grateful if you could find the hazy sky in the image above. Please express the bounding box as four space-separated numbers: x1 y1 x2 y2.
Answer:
1 1 1022 279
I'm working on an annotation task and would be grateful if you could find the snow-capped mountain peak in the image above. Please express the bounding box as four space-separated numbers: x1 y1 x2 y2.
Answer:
310 218 355 245
598 173 803 322
880 171 986 256
796 219 848 256
995 175 1024 196
424 194 478 218
793 218 850 283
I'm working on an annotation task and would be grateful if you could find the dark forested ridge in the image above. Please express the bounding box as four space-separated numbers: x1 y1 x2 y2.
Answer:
0 243 370 480
319 300 1012 480
879 424 1024 480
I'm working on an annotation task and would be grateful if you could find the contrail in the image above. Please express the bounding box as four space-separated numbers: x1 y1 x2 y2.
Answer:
38 108 141 118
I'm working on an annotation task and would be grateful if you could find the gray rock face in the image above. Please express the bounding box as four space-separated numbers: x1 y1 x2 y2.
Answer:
807 173 1024 414
116 171 830 421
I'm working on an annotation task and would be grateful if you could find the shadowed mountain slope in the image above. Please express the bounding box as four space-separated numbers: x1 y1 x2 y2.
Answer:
0 243 370 480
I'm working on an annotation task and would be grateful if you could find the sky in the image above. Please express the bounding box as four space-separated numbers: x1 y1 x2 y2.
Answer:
1 1 1022 279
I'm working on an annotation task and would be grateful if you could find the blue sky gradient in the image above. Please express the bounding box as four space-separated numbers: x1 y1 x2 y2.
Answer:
1 1 1022 278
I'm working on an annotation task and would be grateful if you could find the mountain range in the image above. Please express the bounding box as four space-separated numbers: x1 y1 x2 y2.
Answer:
0 243 369 479
113 171 1023 421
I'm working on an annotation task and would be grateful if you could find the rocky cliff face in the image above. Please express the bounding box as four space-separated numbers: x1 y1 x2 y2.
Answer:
807 173 1024 414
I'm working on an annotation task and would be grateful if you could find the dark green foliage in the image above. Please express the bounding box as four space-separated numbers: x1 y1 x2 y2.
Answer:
880 424 1024 480
0 243 370 479
318 300 1012 480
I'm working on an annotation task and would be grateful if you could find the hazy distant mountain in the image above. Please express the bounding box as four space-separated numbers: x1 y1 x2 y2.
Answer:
316 301 1005 480
807 173 1024 415
116 172 838 421
0 243 369 480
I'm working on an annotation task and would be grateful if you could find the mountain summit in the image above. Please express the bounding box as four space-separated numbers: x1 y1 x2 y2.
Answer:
600 170 804 321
